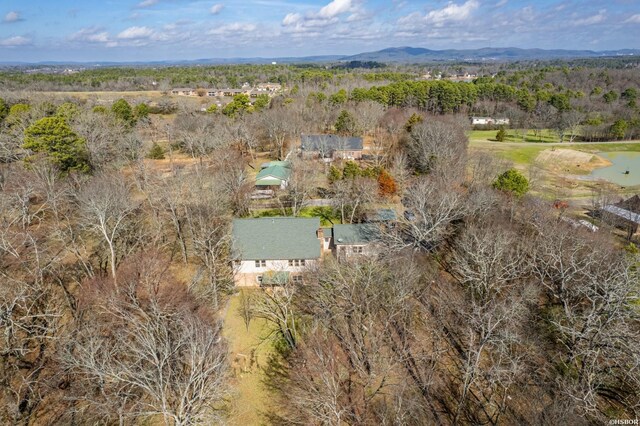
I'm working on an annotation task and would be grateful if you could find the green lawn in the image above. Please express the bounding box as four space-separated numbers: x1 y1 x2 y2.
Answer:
469 129 561 143
470 140 640 166
469 141 549 165
251 206 340 226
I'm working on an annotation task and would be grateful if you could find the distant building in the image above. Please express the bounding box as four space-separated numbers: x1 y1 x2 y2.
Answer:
256 82 282 92
300 134 364 160
470 117 510 126
171 88 195 96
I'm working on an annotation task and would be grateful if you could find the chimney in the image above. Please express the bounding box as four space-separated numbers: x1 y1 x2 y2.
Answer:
317 228 325 252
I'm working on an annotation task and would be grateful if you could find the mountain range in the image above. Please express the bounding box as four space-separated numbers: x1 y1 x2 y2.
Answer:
2 47 639 67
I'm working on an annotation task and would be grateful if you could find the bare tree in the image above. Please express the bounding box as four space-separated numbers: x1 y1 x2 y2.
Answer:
283 157 316 217
404 120 468 182
60 256 229 426
78 174 139 282
332 177 378 224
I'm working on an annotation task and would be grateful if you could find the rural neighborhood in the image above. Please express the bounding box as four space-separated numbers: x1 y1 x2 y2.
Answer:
1 0 639 425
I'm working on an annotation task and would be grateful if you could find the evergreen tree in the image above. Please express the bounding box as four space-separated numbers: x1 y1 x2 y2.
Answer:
492 168 529 197
23 116 90 173
111 98 135 126
404 113 423 133
328 165 342 183
335 110 356 135
147 142 165 160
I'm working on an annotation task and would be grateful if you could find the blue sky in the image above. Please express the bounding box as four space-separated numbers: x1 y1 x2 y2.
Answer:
1 0 639 62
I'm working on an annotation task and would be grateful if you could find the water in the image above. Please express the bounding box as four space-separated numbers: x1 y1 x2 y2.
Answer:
590 152 640 186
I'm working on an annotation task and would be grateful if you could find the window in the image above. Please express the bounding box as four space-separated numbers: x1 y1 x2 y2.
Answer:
292 275 303 283
255 260 266 268
257 275 263 284
352 246 364 254
288 259 306 267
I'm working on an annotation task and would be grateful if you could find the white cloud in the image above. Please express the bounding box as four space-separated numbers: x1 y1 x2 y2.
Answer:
423 0 479 25
210 4 224 15
573 9 606 26
495 0 508 7
3 11 21 23
318 0 353 19
137 0 159 8
208 23 257 35
0 36 30 47
281 0 363 33
624 14 640 24
69 27 110 43
117 26 155 39
283 13 302 26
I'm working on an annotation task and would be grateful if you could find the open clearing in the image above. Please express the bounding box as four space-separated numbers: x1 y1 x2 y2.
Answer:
222 291 275 426
470 139 640 200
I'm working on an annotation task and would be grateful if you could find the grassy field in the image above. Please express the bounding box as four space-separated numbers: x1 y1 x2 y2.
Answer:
470 140 640 165
223 291 275 426
469 129 562 143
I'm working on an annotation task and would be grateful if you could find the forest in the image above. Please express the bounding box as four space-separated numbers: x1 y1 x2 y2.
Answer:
0 57 638 425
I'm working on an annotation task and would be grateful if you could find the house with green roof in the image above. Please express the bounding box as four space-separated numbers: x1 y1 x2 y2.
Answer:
232 217 323 286
255 161 291 190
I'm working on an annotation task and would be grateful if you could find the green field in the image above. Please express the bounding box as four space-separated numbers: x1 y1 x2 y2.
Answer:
470 139 640 165
469 129 562 143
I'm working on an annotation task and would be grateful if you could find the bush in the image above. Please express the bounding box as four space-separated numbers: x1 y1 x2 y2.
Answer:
147 142 165 160
496 127 506 142
492 168 529 197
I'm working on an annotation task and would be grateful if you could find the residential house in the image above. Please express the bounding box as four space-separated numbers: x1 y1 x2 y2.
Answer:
470 117 510 126
232 217 323 286
257 82 282 92
300 134 364 160
255 161 291 190
172 88 194 96
332 223 381 261
601 196 640 240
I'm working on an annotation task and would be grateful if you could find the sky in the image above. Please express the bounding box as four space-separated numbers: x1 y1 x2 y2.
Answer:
0 0 639 62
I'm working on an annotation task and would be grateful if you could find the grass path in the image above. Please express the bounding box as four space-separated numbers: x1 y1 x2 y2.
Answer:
222 291 275 426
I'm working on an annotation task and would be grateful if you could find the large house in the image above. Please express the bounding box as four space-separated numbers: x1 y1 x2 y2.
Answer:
231 218 384 286
301 134 364 160
232 217 324 286
255 161 291 190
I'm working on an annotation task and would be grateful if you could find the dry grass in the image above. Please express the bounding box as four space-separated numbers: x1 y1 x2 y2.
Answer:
223 291 276 426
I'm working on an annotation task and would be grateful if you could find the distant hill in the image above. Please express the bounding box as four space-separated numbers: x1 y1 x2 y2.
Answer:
340 46 640 62
1 47 638 68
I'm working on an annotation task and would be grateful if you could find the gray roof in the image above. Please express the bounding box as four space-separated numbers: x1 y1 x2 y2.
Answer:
232 217 321 260
602 205 640 225
367 208 397 222
333 224 380 245
301 134 363 152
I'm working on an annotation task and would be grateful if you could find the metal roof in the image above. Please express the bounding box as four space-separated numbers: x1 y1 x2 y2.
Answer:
602 205 640 225
256 162 291 183
333 224 380 245
232 217 321 260
301 134 363 152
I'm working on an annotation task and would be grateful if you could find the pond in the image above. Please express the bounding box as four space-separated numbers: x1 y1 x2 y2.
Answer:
590 152 640 186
